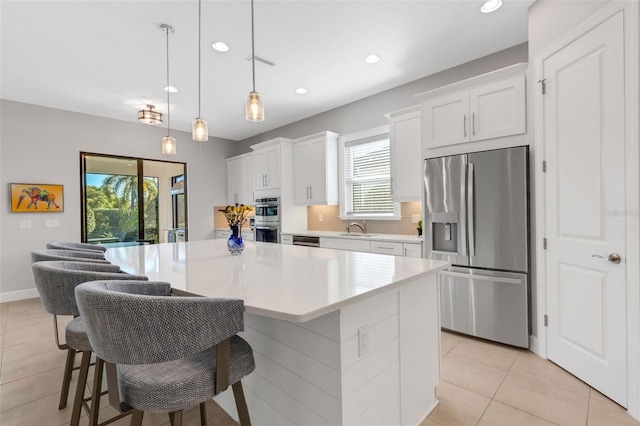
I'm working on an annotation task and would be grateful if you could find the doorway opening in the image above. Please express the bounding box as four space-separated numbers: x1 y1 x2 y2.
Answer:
80 153 187 245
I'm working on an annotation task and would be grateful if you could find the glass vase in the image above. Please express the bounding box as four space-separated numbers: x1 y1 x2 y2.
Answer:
227 225 244 255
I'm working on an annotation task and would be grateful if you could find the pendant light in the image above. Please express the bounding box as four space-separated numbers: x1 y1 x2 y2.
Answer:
192 0 209 141
161 24 176 155
245 0 264 122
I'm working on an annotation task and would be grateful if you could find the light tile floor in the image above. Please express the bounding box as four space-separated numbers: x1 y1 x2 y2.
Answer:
0 298 638 426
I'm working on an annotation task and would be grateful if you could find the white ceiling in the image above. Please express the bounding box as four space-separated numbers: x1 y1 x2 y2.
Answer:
1 0 534 141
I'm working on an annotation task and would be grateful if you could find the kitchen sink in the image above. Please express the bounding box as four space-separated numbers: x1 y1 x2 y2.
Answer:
338 233 376 237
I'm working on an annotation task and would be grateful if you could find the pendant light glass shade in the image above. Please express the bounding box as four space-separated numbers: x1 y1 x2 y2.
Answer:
192 117 208 141
161 24 176 155
245 91 264 122
246 0 264 122
192 0 209 141
162 136 176 155
138 104 163 125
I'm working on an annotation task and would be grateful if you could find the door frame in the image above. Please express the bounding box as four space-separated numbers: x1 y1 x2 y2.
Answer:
79 152 188 244
533 0 639 419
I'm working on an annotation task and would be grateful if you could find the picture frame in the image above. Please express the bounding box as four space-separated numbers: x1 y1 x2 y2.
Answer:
10 183 64 213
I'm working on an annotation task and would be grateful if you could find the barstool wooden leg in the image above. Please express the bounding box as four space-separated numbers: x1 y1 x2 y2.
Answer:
88 357 104 426
199 401 208 426
58 348 76 409
131 409 144 426
232 381 251 426
70 351 91 426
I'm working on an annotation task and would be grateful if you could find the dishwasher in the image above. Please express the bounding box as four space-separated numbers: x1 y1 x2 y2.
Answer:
292 235 320 247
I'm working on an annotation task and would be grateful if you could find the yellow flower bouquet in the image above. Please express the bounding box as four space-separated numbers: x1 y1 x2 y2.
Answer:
219 203 253 227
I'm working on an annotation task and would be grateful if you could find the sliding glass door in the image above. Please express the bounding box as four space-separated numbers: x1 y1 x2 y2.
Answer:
81 153 186 244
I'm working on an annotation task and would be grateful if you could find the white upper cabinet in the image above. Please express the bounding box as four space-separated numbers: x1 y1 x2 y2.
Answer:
418 64 527 153
469 76 526 141
226 153 253 205
293 131 339 205
423 92 470 148
252 141 285 190
389 106 422 201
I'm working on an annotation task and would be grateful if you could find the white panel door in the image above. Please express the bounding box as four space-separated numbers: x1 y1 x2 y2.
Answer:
469 75 526 141
544 11 626 406
265 146 281 189
226 156 242 205
423 92 469 149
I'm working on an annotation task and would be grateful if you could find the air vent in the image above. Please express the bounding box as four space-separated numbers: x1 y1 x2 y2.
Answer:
244 54 276 67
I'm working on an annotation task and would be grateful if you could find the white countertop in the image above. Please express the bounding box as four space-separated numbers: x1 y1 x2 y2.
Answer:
282 229 424 244
106 239 447 323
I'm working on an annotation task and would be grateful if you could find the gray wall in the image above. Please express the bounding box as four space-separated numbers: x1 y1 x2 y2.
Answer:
528 0 610 60
0 100 238 296
237 43 528 149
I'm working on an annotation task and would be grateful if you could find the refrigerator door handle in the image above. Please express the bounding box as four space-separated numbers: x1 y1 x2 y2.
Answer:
460 165 467 256
468 162 475 257
439 270 523 285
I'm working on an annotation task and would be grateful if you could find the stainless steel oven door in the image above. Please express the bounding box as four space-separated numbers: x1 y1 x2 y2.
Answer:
254 204 279 223
255 226 280 243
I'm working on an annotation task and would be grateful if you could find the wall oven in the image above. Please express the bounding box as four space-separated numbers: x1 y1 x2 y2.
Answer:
255 197 280 243
255 225 280 244
254 197 279 223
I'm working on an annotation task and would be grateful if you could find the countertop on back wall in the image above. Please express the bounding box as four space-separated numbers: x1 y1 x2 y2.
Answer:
282 230 423 244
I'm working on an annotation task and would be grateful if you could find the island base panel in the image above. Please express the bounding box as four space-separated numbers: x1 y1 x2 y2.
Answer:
215 273 440 425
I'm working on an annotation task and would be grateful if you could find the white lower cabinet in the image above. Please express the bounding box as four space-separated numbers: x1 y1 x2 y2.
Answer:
281 234 293 245
215 229 231 239
371 241 403 256
403 243 422 258
319 237 422 258
320 237 371 252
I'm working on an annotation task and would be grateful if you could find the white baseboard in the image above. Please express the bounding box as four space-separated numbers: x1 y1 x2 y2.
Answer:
0 288 39 303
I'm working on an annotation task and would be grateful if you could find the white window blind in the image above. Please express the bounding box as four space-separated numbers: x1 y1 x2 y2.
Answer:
344 136 393 215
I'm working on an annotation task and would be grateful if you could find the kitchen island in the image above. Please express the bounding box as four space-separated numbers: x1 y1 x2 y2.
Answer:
106 239 449 426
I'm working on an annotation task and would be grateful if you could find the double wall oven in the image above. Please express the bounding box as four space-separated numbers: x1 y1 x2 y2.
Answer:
254 197 280 243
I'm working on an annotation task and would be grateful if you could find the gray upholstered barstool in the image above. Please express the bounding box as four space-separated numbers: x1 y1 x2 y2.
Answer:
31 249 109 263
75 280 255 426
31 261 148 426
46 241 107 253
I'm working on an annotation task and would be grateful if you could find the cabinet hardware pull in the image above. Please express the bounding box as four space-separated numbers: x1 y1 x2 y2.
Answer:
463 115 467 137
472 113 476 136
310 186 312 199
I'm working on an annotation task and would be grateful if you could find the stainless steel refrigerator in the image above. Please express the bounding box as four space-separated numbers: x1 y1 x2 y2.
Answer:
423 146 529 348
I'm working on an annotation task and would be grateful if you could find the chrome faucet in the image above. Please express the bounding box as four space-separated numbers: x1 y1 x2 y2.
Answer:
347 220 367 234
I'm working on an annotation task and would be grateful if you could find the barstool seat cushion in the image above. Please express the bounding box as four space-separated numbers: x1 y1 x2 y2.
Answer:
66 317 92 352
117 336 254 413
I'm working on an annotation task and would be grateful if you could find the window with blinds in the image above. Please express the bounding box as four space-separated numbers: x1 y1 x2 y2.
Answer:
344 136 394 215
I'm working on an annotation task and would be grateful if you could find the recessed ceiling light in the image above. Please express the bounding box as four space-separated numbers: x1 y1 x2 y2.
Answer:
164 86 177 93
364 54 381 64
295 88 307 95
211 41 230 52
481 0 503 13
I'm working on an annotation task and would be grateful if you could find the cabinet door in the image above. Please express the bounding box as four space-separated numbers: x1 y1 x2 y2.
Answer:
319 237 371 252
265 146 281 189
403 243 422 258
390 110 421 201
423 92 469 149
226 157 243 205
253 150 268 190
469 75 526 141
242 155 254 205
308 137 327 203
294 141 310 204
371 241 403 256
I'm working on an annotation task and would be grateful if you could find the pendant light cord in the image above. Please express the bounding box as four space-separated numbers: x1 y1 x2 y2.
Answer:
166 26 171 136
198 0 202 118
251 0 256 92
